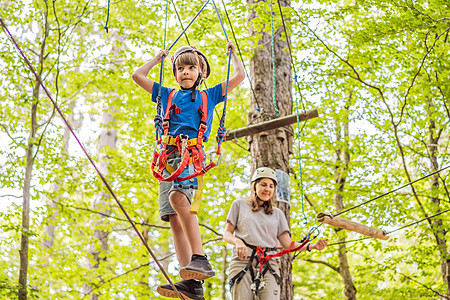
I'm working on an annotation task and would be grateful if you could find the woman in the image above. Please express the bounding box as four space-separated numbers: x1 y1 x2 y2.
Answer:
223 167 328 300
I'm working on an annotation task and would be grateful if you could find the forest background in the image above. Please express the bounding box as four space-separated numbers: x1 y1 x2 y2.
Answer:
1 0 449 299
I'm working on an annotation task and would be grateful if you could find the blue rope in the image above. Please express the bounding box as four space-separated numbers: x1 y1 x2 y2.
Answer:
104 0 110 33
212 0 229 42
211 0 231 148
156 0 210 108
168 0 211 51
155 0 170 140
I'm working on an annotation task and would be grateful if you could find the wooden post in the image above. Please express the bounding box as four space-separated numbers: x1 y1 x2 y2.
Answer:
317 213 389 240
224 109 318 141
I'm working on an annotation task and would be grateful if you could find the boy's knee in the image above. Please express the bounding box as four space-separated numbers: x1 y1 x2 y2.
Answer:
169 191 190 209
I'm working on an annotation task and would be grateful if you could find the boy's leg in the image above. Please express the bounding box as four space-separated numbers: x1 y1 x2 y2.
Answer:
160 177 192 267
169 191 215 280
169 214 192 267
169 191 203 255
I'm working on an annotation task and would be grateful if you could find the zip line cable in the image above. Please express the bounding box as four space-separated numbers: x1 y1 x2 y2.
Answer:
335 165 450 217
0 18 184 300
386 207 450 235
328 207 450 246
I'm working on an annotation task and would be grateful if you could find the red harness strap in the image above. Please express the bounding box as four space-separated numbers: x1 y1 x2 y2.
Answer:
256 238 310 276
152 90 216 182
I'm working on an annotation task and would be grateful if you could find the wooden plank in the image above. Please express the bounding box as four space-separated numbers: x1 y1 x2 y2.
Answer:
224 108 319 141
317 213 390 240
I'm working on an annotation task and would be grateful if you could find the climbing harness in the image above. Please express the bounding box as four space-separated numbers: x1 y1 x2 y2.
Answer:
151 89 217 190
152 0 231 200
229 241 281 297
229 236 313 297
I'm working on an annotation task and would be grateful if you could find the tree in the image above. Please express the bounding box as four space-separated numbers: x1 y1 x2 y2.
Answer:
247 0 295 298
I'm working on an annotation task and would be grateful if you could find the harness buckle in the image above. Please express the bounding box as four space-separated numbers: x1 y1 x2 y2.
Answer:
179 134 189 153
250 278 266 291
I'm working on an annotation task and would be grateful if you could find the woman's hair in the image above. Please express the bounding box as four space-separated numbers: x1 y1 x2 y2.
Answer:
175 52 208 77
249 178 277 215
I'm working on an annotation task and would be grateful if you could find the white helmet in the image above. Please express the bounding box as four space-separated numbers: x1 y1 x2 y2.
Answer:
251 167 278 184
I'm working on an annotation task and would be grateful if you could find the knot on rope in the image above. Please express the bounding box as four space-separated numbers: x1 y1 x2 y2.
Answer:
216 124 227 153
154 115 164 139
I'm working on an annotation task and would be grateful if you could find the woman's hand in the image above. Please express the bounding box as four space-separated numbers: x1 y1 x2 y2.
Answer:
234 238 248 260
311 239 329 251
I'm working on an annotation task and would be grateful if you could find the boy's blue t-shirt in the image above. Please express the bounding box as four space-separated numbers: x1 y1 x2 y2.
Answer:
152 82 224 142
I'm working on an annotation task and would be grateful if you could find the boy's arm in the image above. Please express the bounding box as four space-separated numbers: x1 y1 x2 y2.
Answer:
132 49 169 94
221 42 245 96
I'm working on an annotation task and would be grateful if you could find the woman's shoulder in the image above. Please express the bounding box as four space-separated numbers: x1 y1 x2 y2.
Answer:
232 199 249 205
272 207 286 217
230 199 251 209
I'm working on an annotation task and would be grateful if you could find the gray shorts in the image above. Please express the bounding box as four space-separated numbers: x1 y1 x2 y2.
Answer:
159 149 195 222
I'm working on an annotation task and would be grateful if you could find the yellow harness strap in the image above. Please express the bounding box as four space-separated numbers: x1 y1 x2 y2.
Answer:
190 175 203 214
162 135 198 147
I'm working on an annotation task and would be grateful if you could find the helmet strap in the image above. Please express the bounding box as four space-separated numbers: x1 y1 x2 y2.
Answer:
180 73 203 101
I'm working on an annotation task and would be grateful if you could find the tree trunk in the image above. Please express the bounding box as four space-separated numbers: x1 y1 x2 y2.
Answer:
427 101 449 296
82 29 122 299
82 110 116 299
18 9 49 300
221 246 228 300
333 104 356 300
247 0 293 298
42 112 77 251
18 102 37 300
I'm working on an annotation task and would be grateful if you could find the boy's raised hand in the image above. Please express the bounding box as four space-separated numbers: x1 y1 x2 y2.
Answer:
155 49 170 63
226 42 236 56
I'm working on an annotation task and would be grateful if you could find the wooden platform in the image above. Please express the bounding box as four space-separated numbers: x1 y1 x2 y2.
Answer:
224 109 318 141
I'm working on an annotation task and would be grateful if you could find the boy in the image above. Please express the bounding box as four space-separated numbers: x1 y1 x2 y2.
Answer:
132 42 244 299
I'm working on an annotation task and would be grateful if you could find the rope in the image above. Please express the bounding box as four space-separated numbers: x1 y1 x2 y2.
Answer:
154 0 171 142
335 165 450 217
155 0 210 127
212 0 229 42
220 0 261 111
211 0 231 152
104 0 110 33
270 0 279 116
168 0 210 51
272 0 307 223
0 18 184 300
293 74 307 224
171 0 191 45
